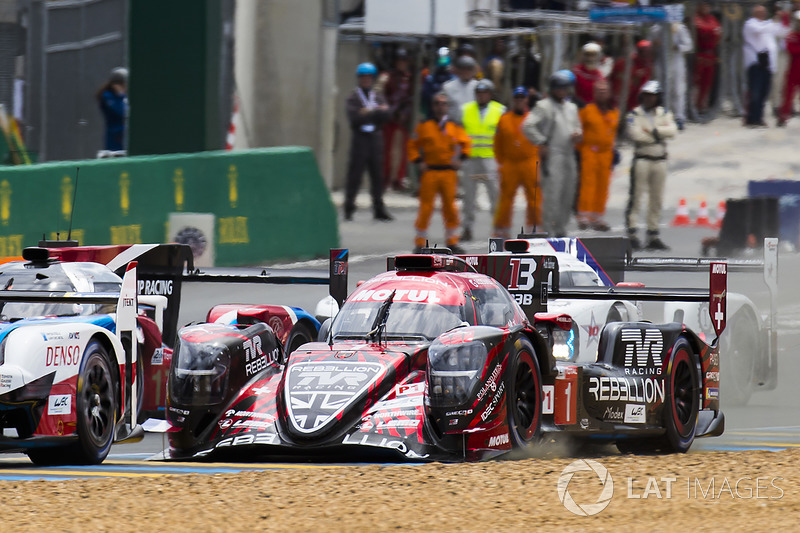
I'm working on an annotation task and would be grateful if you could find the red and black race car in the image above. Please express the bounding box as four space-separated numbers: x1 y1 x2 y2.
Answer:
164 249 727 461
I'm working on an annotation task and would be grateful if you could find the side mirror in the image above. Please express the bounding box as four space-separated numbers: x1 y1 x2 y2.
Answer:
318 317 332 342
314 294 340 323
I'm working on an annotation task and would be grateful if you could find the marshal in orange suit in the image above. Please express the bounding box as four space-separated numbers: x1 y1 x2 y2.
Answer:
408 92 471 252
492 86 541 239
577 81 619 231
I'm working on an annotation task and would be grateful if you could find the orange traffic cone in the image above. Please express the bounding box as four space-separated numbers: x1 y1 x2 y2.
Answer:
713 200 726 229
671 198 692 226
694 200 712 227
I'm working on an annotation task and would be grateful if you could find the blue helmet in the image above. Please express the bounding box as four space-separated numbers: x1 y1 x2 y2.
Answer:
356 62 378 77
550 69 576 89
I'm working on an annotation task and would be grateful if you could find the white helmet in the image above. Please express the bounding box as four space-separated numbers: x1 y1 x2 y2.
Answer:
582 42 602 54
640 80 662 95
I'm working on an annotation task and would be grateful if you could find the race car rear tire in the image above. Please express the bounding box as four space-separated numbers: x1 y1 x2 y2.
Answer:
28 342 117 466
661 338 700 453
506 337 542 449
720 308 759 406
285 322 316 356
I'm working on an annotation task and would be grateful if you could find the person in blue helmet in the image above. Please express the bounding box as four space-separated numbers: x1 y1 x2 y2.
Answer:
96 67 128 152
343 62 393 222
522 69 582 237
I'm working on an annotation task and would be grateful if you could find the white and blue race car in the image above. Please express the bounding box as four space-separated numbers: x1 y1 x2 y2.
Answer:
0 247 145 465
487 236 778 406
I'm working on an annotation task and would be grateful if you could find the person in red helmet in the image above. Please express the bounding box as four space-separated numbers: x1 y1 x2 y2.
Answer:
610 40 654 113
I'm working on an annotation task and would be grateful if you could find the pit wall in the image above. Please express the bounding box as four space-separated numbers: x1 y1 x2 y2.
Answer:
0 147 339 266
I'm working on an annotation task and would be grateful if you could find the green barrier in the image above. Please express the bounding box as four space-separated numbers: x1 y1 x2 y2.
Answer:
0 148 339 266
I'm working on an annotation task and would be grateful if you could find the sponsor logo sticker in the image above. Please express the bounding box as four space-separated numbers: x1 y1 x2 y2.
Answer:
48 394 71 415
624 403 646 424
151 347 164 366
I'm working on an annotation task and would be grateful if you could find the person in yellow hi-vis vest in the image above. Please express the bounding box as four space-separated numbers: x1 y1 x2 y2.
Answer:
460 79 506 242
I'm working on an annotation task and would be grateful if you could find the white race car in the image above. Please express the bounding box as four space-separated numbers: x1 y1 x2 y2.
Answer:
488 237 640 362
489 236 778 405
0 247 145 465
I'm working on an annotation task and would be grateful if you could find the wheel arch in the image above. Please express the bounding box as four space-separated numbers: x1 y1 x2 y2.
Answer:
520 329 557 378
86 332 123 421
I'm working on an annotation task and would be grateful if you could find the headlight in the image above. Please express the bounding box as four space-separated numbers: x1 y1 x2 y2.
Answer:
170 340 230 406
551 327 575 360
428 340 488 407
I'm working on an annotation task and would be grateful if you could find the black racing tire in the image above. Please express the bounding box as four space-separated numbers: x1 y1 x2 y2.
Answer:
285 322 316 355
28 342 117 466
661 337 700 453
505 337 543 449
720 308 759 407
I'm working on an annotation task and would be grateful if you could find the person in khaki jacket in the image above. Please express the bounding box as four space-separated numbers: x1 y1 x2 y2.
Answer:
625 80 677 251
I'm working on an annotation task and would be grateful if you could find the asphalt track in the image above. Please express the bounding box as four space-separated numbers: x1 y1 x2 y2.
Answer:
6 115 800 481
2 219 798 480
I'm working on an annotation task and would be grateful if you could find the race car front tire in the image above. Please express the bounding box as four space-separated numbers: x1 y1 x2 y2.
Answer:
506 337 542 449
29 342 117 465
285 322 316 357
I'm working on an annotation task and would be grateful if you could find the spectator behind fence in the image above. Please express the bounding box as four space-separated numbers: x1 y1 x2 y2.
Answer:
778 11 800 126
422 48 454 119
380 48 414 191
611 40 653 113
650 22 693 130
743 4 788 127
694 2 722 115
522 70 582 238
572 42 606 107
442 56 478 125
96 67 128 153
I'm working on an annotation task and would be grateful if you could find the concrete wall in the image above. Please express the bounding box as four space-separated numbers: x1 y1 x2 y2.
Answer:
235 0 339 187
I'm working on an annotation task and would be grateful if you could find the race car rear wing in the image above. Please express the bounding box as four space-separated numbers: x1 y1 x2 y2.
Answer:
0 258 141 442
553 262 728 340
54 244 349 349
463 245 728 341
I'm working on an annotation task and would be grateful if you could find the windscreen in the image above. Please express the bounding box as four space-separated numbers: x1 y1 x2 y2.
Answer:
331 301 466 341
0 262 121 320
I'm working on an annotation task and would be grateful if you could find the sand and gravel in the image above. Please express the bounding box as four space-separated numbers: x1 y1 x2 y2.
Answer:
2 449 798 532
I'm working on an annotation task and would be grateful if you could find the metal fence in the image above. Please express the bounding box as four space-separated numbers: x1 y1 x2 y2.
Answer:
21 0 126 162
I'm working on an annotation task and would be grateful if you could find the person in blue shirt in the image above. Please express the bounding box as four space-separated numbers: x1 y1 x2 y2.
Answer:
96 67 128 152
